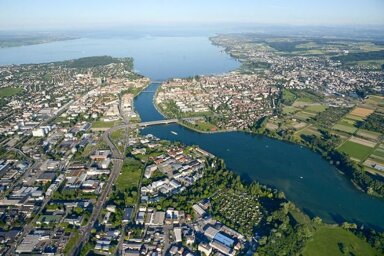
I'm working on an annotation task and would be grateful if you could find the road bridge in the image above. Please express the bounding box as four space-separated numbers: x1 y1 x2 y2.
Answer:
137 119 178 127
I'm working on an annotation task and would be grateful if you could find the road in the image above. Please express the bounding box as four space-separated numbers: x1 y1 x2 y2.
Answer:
71 96 129 255
71 127 124 255
5 196 51 255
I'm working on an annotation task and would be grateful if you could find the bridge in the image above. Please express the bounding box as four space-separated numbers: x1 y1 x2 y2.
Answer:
107 117 203 132
135 119 179 127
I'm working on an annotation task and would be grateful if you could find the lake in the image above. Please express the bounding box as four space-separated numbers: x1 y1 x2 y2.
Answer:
1 34 383 229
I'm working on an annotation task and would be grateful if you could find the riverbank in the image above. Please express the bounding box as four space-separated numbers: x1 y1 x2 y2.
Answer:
152 80 384 200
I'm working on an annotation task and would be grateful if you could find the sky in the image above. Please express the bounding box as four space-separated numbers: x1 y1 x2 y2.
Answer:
0 0 383 30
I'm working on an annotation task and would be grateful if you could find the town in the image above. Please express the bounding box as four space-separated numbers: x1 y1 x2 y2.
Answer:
155 35 383 132
156 74 278 131
0 38 383 256
0 57 265 255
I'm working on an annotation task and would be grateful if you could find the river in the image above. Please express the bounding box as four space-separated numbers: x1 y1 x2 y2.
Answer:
1 34 383 229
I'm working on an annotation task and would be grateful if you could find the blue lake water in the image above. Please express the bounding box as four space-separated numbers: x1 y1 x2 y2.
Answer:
0 36 237 80
1 34 383 230
136 83 384 230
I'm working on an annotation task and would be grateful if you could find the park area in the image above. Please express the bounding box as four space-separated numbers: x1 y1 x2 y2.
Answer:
302 226 379 256
0 86 23 97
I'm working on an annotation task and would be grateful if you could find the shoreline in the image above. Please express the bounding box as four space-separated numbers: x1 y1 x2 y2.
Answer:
151 81 384 201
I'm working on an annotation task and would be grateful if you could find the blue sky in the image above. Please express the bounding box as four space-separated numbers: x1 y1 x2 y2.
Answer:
0 0 383 30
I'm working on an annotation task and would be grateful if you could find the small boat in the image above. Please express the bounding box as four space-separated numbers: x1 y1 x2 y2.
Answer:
300 176 303 179
171 131 178 135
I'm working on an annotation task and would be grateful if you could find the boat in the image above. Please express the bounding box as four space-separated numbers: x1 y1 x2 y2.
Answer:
171 131 178 135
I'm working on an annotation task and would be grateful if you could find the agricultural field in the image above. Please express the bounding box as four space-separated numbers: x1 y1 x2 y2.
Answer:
296 126 321 137
356 129 381 141
332 124 357 134
348 59 384 70
348 136 377 148
371 144 384 162
338 140 375 161
337 118 357 126
294 111 316 121
293 99 314 107
302 226 379 256
364 158 384 176
311 107 351 128
344 114 364 121
350 107 374 118
365 95 384 105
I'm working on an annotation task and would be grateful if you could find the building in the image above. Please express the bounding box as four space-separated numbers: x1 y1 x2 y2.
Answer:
198 243 212 256
192 204 206 216
204 226 219 240
123 207 134 223
174 227 182 243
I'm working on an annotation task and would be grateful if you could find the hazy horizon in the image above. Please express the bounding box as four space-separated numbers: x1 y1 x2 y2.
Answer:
1 0 384 31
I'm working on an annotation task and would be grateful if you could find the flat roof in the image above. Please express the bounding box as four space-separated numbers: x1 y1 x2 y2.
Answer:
214 232 235 248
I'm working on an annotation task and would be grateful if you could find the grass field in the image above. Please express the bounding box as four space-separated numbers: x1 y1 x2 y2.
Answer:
0 87 23 97
345 114 364 121
366 95 384 105
110 129 126 153
304 104 326 113
332 123 358 134
91 120 120 129
282 89 296 103
297 127 321 137
294 111 316 120
110 129 125 141
283 106 299 114
293 100 313 107
115 158 143 204
338 141 374 160
337 118 357 126
302 226 378 256
372 148 384 158
116 158 143 190
350 59 384 70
